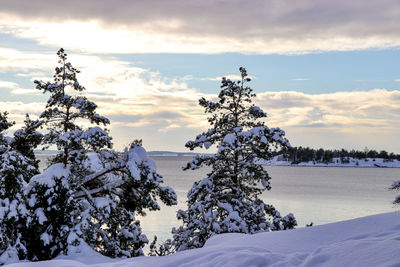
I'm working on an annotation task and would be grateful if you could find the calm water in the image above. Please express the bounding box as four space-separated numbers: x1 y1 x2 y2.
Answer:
140 156 400 241
38 155 400 241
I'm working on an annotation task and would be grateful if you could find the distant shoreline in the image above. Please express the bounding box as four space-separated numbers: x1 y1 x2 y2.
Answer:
262 155 400 168
35 151 400 168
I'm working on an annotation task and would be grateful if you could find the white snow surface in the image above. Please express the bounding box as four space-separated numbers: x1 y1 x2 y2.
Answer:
7 211 400 267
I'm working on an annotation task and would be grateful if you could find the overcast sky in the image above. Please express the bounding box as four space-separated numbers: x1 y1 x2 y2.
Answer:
0 0 400 152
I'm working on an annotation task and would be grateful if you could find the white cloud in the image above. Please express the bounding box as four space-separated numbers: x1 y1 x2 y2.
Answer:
2 20 399 55
10 88 39 95
1 48 399 152
292 78 310 81
0 80 19 89
0 79 40 95
199 75 255 81
2 86 400 152
254 89 400 152
0 48 208 149
1 0 400 54
0 47 54 72
0 101 43 117
16 71 46 78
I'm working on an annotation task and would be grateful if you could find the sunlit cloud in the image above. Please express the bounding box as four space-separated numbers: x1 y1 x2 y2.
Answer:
0 79 40 95
1 47 399 152
1 0 400 54
0 101 43 121
0 80 19 89
0 48 208 149
255 89 400 151
257 89 400 127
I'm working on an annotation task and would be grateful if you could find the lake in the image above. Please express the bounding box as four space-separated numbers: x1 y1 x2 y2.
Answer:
37 155 400 242
139 156 400 241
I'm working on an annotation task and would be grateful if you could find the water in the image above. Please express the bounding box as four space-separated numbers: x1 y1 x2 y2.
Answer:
37 155 400 241
140 156 400 241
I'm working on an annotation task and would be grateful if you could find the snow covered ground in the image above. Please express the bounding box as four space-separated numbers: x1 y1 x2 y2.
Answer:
8 211 400 267
266 156 400 168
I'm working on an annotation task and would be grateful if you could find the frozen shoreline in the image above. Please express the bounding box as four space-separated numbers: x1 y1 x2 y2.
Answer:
264 156 400 168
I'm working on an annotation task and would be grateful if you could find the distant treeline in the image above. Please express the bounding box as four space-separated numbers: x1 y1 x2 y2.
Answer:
275 147 400 164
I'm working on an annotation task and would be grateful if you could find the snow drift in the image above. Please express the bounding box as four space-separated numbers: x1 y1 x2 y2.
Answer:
7 211 400 267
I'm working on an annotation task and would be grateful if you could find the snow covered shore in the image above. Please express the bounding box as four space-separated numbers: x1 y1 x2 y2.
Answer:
8 211 400 267
266 156 400 168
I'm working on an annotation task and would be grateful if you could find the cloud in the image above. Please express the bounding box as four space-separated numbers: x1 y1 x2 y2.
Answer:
256 89 400 130
0 101 43 118
16 71 46 79
199 75 255 82
292 78 310 81
2 85 400 152
0 47 55 73
1 1 400 54
253 89 400 152
0 79 40 95
0 80 19 89
1 48 400 152
0 48 208 148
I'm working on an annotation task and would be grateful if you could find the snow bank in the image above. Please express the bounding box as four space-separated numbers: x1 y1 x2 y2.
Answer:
7 211 400 266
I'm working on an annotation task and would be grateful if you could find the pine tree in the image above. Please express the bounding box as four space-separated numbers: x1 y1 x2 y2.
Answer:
0 113 42 264
25 48 177 260
22 48 113 260
171 67 296 251
35 48 113 166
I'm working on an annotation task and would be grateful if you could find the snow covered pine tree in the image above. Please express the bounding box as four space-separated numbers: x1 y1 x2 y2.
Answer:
0 113 43 264
26 48 176 260
171 67 297 251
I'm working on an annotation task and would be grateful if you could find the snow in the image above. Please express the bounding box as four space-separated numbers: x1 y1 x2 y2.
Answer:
34 208 47 225
6 211 400 266
203 142 211 150
93 197 113 210
222 134 236 145
130 145 157 172
28 163 71 188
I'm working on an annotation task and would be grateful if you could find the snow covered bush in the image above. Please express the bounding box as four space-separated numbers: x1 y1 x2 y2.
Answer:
25 164 80 260
75 142 177 258
0 113 43 264
169 67 297 252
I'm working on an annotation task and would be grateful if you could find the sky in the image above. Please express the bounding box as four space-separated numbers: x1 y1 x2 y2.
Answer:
0 0 400 153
